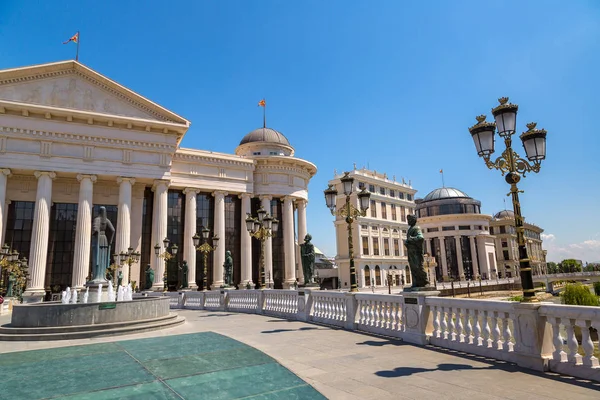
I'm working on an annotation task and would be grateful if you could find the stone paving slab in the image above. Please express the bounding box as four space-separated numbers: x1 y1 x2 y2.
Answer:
1 310 599 399
0 330 324 400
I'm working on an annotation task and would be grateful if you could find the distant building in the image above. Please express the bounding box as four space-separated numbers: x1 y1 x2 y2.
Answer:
328 168 416 289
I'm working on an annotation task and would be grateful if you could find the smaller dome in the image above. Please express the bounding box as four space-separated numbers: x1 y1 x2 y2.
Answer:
494 210 515 219
422 187 471 202
239 127 291 146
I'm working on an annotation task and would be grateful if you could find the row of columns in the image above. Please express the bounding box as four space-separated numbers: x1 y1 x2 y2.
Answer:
0 169 309 296
430 235 489 281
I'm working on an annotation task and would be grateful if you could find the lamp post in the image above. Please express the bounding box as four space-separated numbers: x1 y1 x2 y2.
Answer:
245 207 279 289
324 172 371 292
386 266 398 294
118 246 141 289
468 97 547 302
154 238 178 292
192 226 219 291
0 244 27 299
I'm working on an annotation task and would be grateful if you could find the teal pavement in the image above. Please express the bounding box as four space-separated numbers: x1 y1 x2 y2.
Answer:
0 332 325 400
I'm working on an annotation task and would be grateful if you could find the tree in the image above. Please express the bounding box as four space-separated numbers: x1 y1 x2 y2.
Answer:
546 262 558 274
559 259 582 273
561 283 599 306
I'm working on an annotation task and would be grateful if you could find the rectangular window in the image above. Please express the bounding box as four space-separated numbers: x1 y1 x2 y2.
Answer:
394 239 400 256
369 184 375 192
442 226 456 231
489 227 494 234
372 237 380 255
389 189 395 197
269 151 279 155
362 236 370 255
253 152 261 155
370 200 377 218
391 204 397 220
503 250 510 261
379 187 386 195
407 194 413 201
427 227 439 232
400 206 406 222
398 192 405 199
458 225 471 230
501 240 508 248
361 224 368 229
381 202 387 219
358 182 365 190
384 238 390 256
499 226 506 234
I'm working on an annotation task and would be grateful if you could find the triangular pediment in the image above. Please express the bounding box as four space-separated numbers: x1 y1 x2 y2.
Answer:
0 60 189 125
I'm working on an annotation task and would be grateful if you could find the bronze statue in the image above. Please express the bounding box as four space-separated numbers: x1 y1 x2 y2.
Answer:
117 270 123 287
300 234 316 286
90 206 115 282
180 261 189 289
223 251 233 287
405 215 429 288
144 264 154 290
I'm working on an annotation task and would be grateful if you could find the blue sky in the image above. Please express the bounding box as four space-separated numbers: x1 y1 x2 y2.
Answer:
1 1 599 262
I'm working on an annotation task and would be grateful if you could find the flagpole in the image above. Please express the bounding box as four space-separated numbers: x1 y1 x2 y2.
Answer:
441 169 445 188
263 98 266 128
76 31 80 61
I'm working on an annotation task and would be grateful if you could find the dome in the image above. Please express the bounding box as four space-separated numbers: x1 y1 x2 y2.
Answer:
422 187 471 202
494 210 515 219
239 127 291 147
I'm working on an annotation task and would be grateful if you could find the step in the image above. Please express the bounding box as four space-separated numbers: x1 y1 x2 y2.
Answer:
0 314 185 341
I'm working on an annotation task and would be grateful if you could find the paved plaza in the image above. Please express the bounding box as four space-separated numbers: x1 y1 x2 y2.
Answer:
1 310 599 399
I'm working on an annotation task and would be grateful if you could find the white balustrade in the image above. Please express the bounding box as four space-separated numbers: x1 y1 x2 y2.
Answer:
355 294 404 337
204 291 222 309
263 290 298 317
310 291 347 327
183 292 205 309
228 290 260 313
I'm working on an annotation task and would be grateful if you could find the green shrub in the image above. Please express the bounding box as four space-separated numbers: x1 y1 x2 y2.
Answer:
507 295 524 302
561 283 599 306
594 282 600 296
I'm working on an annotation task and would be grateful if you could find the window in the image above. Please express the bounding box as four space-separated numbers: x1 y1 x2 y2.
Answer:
499 226 506 234
442 226 456 231
370 200 377 218
369 184 375 192
391 204 397 220
381 202 387 219
358 182 365 190
372 237 380 255
503 250 510 261
398 192 405 199
394 239 400 256
47 203 78 288
379 187 386 195
501 240 508 248
407 194 413 201
400 206 406 222
489 227 494 234
427 227 439 232
269 151 279 155
362 236 370 255
389 189 395 197
253 152 261 155
364 266 372 286
375 266 382 285
361 224 368 230
384 238 390 256
458 225 471 230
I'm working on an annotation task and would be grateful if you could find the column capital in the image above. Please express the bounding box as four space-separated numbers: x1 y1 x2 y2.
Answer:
295 198 307 207
259 195 272 202
0 168 11 177
77 174 97 183
152 179 170 192
212 190 228 198
183 187 200 195
34 171 56 180
117 177 136 185
238 192 253 200
282 196 294 203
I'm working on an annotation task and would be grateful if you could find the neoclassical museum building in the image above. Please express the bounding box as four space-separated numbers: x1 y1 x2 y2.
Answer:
0 60 316 301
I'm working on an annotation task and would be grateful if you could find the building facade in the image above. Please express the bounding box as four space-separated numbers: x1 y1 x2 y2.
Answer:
490 210 546 277
0 60 316 301
329 168 416 289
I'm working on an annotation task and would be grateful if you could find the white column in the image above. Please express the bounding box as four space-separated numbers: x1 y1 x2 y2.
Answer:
477 236 491 279
151 180 169 290
71 174 96 289
25 171 56 296
183 188 198 289
116 177 135 284
439 236 448 279
470 236 480 278
130 186 144 286
455 236 465 280
283 196 296 287
240 193 253 287
0 169 11 247
212 191 227 288
260 195 273 286
1 200 10 247
296 199 307 285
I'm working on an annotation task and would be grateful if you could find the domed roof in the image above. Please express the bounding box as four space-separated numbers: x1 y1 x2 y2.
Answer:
494 210 515 219
239 127 291 147
422 187 471 202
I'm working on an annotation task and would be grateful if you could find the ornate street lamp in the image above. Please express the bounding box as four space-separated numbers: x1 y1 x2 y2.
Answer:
246 207 279 289
118 246 141 289
324 172 371 292
155 238 178 291
192 226 219 291
468 97 547 302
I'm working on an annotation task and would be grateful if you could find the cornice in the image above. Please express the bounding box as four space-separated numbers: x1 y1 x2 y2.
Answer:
0 125 176 152
174 151 255 169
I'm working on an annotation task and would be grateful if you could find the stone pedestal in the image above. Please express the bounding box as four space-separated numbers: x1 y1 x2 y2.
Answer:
512 303 553 371
402 290 440 345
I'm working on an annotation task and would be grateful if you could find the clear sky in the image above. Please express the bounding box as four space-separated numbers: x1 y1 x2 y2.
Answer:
1 1 599 263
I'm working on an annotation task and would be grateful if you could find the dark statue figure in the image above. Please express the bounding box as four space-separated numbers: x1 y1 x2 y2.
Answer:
300 234 316 286
144 264 154 290
180 261 189 289
90 206 115 283
6 273 16 297
405 215 429 288
117 270 123 287
223 251 233 287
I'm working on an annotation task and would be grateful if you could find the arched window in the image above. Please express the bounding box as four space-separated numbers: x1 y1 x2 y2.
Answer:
364 266 371 287
375 265 382 286
405 266 411 284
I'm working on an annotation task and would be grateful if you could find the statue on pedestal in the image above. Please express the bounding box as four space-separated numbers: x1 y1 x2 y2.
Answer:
180 261 189 289
300 234 316 286
144 264 154 290
223 251 233 287
90 207 115 283
405 215 429 288
6 273 16 297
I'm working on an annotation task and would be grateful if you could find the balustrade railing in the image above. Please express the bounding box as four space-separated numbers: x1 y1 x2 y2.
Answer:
263 290 298 317
227 290 259 313
310 291 347 328
355 294 404 337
